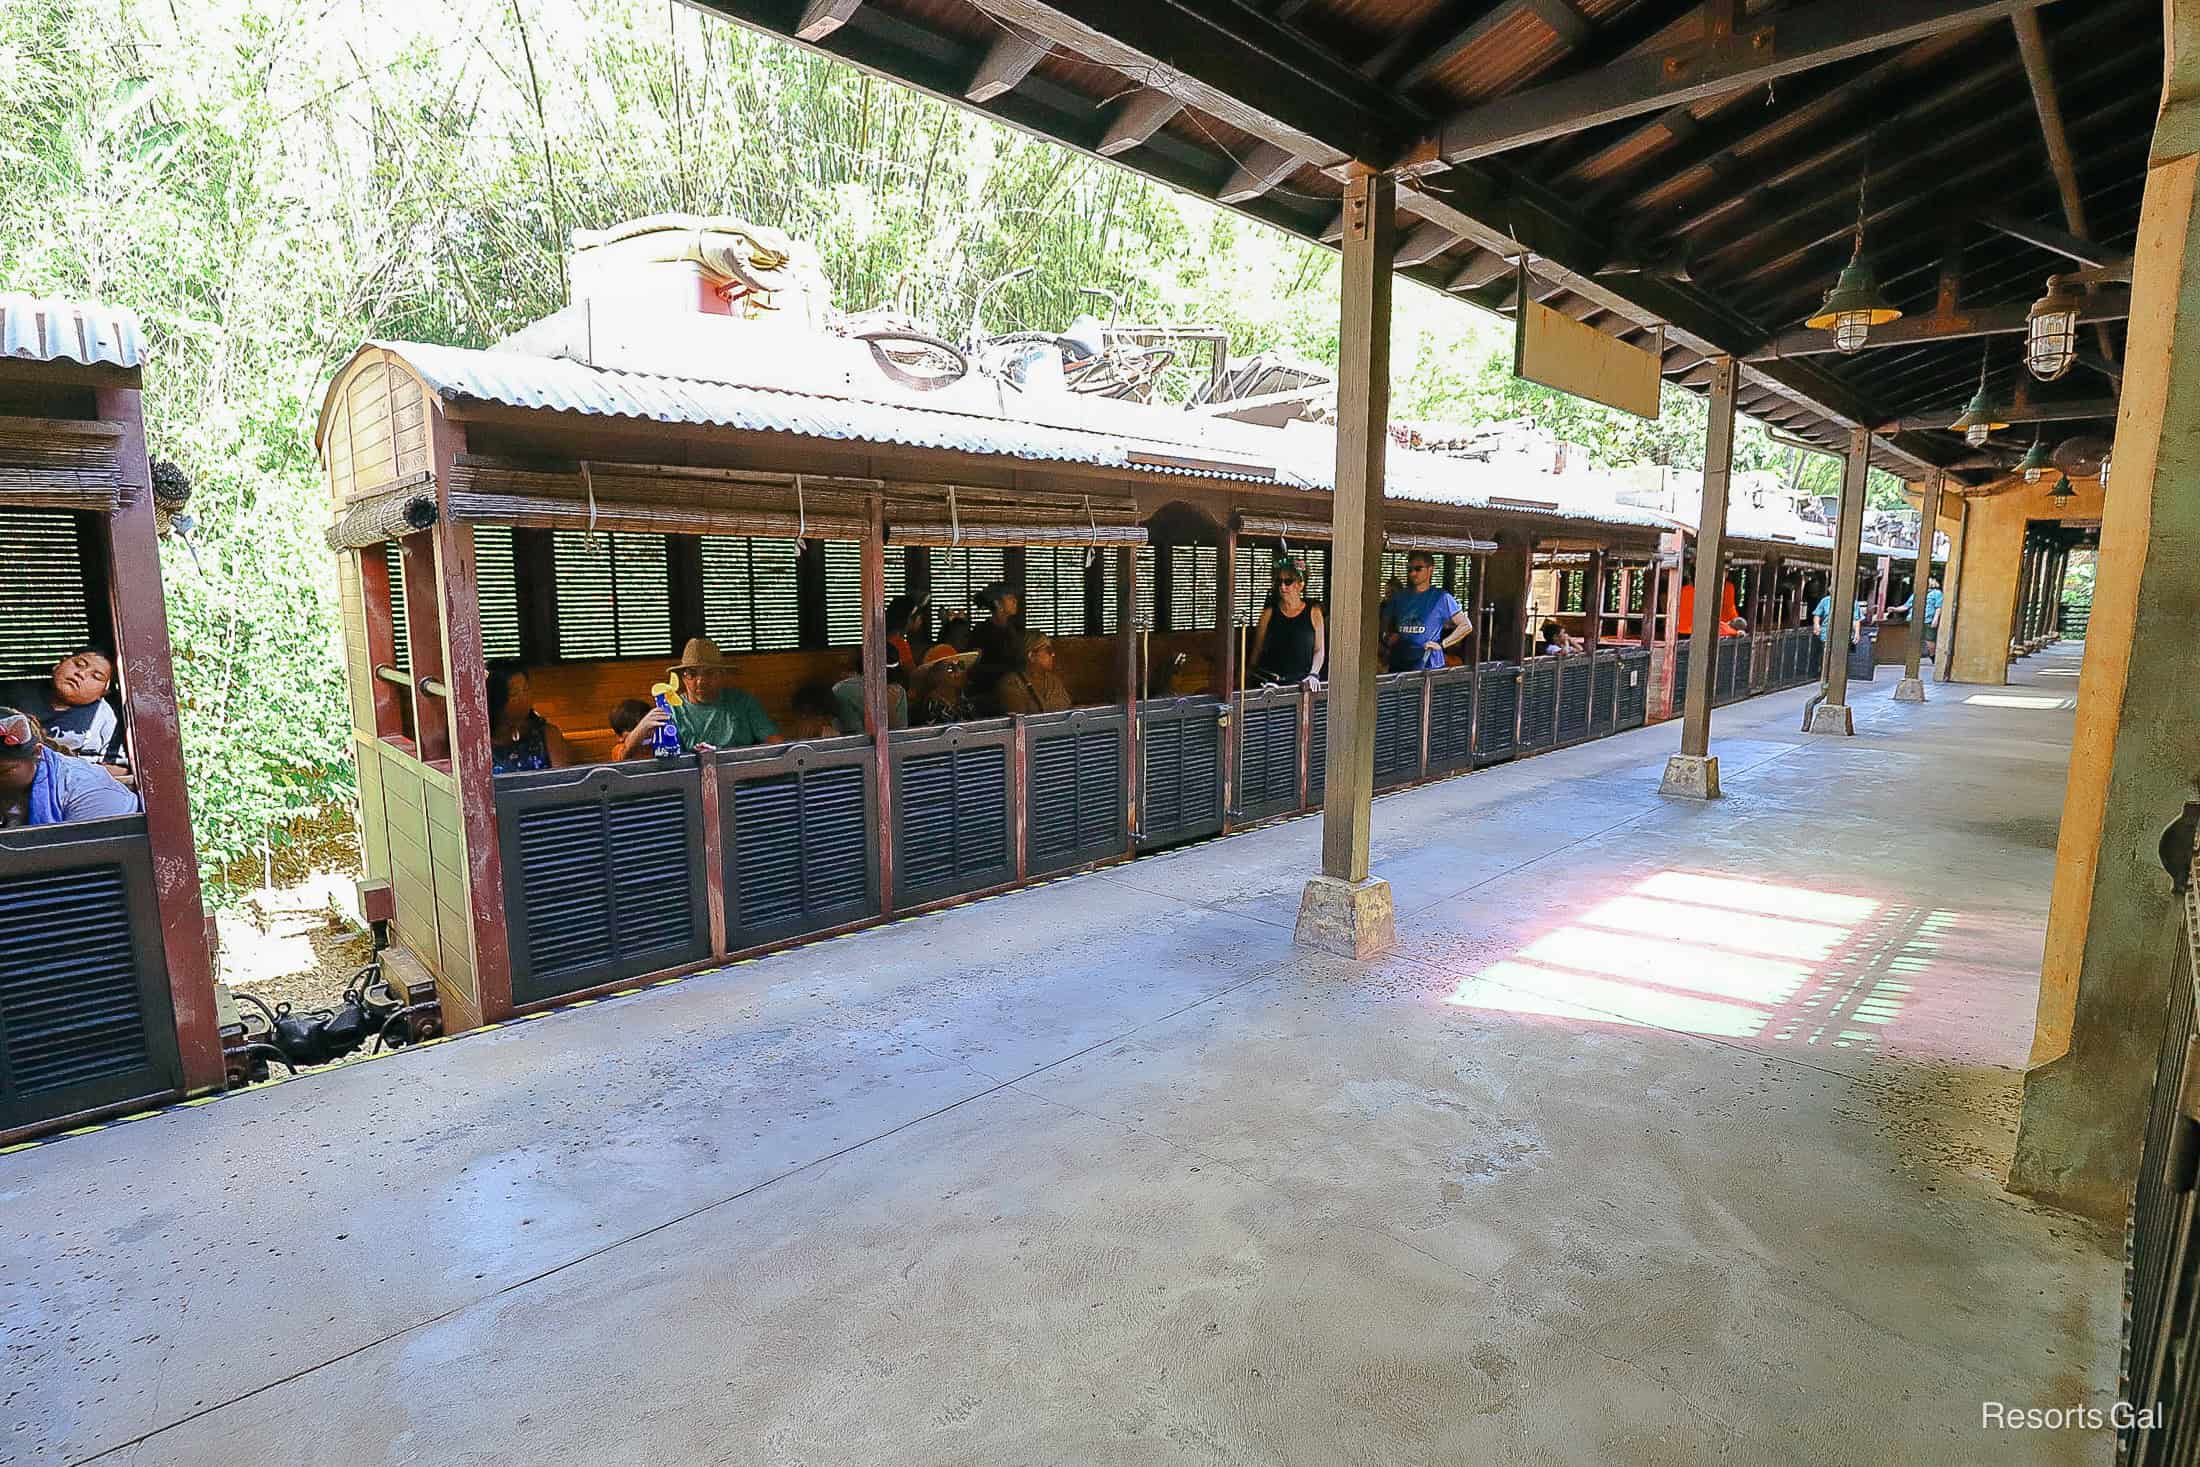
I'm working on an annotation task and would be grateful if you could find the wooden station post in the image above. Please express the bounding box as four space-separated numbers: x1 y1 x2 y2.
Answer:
1895 474 1942 701
1659 355 1736 799
1295 167 1396 960
1810 425 1872 735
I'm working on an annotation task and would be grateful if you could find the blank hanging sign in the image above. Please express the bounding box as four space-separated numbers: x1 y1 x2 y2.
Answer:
1513 295 1662 421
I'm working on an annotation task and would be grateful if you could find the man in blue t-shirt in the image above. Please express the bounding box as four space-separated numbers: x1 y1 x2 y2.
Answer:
1383 551 1472 671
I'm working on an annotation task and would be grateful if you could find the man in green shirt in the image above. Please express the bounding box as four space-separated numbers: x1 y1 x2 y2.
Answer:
668 638 779 750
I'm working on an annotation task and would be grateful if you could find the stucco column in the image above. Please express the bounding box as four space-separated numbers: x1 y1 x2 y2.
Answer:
2011 16 2200 1218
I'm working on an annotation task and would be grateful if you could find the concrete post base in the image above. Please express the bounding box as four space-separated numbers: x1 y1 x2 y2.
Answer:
1892 677 1928 703
1807 703 1856 736
1295 875 1396 960
1658 753 1721 800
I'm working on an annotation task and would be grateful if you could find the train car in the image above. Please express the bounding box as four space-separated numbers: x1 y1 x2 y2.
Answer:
311 223 1902 1036
0 294 223 1144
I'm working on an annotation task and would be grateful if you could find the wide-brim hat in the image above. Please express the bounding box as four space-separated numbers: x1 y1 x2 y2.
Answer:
669 637 735 676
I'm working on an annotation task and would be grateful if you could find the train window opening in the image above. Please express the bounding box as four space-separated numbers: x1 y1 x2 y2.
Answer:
698 533 801 654
381 542 411 676
1023 545 1094 639
1100 546 1156 634
0 505 129 767
822 540 907 647
928 545 1008 629
553 530 673 661
1166 544 1219 633
395 531 449 765
359 543 414 746
472 525 523 663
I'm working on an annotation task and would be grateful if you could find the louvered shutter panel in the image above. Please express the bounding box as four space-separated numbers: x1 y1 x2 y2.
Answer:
1556 660 1591 741
822 542 907 647
0 856 176 1126
1137 703 1221 848
503 773 708 1002
1474 664 1518 765
553 532 672 660
891 741 1012 904
1374 677 1424 786
1167 545 1219 632
1234 695 1300 821
384 542 411 675
727 762 875 944
1428 673 1473 772
1307 693 1328 801
472 525 523 662
0 509 92 680
1591 656 1619 735
1025 714 1126 874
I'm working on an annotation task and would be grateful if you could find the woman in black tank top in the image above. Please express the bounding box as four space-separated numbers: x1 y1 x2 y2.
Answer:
1250 559 1326 685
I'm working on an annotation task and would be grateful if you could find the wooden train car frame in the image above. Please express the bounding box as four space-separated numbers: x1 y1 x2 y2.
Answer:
0 297 221 1143
313 338 1927 1034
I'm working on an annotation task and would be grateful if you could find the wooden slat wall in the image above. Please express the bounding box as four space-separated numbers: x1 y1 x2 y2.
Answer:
426 780 475 1010
335 551 375 734
353 733 391 888
328 355 429 504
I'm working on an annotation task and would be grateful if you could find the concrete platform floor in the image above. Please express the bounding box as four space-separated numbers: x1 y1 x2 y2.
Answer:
3 645 2118 1466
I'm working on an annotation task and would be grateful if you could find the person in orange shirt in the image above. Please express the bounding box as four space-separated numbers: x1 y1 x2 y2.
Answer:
1675 569 1743 638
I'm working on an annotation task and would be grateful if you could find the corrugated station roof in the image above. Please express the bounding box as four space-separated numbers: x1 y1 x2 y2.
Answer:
0 293 145 370
370 339 1680 536
688 0 2152 490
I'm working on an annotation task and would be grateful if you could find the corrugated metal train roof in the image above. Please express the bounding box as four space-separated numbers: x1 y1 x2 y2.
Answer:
0 294 145 369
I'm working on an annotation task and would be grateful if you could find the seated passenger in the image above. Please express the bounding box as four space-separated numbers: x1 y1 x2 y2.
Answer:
924 612 975 664
0 707 139 827
3 647 120 762
486 664 574 774
607 698 654 761
1539 620 1584 656
885 591 927 669
666 638 779 750
994 632 1072 715
829 653 910 736
909 654 975 726
790 682 843 741
969 582 1022 708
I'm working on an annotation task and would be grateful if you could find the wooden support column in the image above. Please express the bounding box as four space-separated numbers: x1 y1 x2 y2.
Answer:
1583 547 1605 725
94 385 224 1095
1118 545 1141 839
1660 356 1736 798
1218 524 1239 819
864 491 893 911
1812 425 1872 735
2014 21 2200 1215
1297 168 1396 959
1650 530 1685 720
1895 475 1942 701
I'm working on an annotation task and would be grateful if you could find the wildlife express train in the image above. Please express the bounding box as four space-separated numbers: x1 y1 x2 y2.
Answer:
0 272 1936 1142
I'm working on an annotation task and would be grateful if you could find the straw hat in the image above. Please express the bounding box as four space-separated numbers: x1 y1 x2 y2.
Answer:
669 637 735 677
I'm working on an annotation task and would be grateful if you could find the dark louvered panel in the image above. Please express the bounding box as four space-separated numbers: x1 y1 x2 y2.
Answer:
1617 652 1649 728
501 765 708 1002
1374 678 1423 786
607 793 696 958
1518 662 1557 750
1555 661 1590 742
1308 696 1329 800
729 764 872 941
1673 644 1691 711
1234 699 1299 820
1029 728 1083 864
1427 674 1473 772
514 803 616 978
1474 665 1517 765
1027 719 1126 874
1714 639 1741 702
894 743 1012 902
1141 719 1183 836
0 864 149 1098
1592 657 1618 734
1074 727 1125 853
1139 703 1222 848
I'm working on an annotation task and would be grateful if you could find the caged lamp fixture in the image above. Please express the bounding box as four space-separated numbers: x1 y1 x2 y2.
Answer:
2017 434 2052 484
1950 341 2009 448
1805 158 1901 352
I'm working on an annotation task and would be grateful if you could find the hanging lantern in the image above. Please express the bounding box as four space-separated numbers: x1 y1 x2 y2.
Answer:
2026 275 2084 381
1950 341 2010 448
2046 473 2077 505
1804 158 1900 352
2016 435 2052 483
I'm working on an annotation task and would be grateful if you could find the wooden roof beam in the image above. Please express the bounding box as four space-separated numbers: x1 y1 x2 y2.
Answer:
1096 90 1184 155
1885 395 2121 432
794 0 863 41
1427 0 2059 164
967 0 1410 167
1219 142 1307 203
1982 210 2116 268
964 23 1052 102
1396 222 1465 268
1748 290 2130 359
2011 8 2118 367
